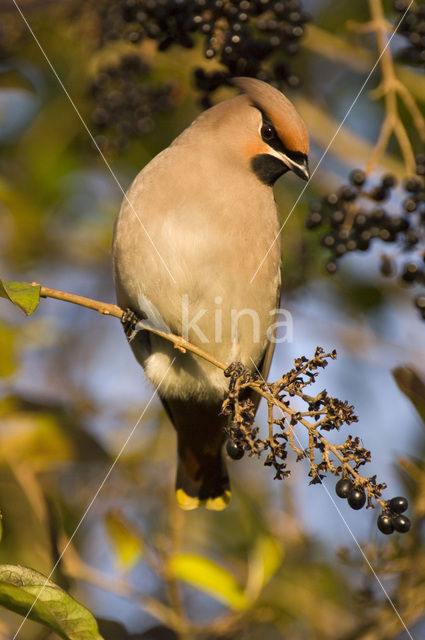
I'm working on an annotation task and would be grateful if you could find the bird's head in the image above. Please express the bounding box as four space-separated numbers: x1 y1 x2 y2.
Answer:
228 77 310 186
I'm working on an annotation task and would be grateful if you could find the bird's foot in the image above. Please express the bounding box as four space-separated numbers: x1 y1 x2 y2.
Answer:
121 308 139 338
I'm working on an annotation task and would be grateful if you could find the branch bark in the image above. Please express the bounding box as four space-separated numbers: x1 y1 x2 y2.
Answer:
38 284 226 371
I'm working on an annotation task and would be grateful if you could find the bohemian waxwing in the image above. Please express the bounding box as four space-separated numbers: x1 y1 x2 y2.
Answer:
112 77 309 511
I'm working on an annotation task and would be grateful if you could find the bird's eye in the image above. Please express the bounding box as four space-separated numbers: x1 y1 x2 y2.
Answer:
261 123 275 141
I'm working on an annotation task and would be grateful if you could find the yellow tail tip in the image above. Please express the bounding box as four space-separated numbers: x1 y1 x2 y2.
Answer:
176 489 200 510
205 490 231 511
175 489 231 511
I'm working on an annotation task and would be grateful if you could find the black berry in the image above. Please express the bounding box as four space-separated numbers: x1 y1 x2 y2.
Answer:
347 487 366 510
226 439 244 460
401 262 419 283
349 169 366 187
306 211 323 229
335 477 353 499
382 173 397 188
415 295 425 310
392 514 411 533
377 514 394 535
380 255 395 277
388 496 408 514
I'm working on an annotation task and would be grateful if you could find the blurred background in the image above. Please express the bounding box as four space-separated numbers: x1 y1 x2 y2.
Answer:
0 0 425 638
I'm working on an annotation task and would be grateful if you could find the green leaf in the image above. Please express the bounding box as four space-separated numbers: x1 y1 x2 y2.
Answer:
104 511 144 571
0 324 17 377
393 366 425 426
253 535 284 587
0 279 40 316
169 554 248 610
0 565 104 640
244 535 284 601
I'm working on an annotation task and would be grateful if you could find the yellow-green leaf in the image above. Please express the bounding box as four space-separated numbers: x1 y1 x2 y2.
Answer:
0 324 17 377
245 535 284 600
169 554 248 610
0 565 104 640
0 412 73 470
253 535 284 587
393 366 425 426
0 279 40 316
104 511 144 571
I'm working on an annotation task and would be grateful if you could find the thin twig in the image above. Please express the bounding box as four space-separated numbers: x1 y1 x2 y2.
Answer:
347 17 394 34
366 108 395 174
37 283 227 371
396 80 425 143
367 0 416 174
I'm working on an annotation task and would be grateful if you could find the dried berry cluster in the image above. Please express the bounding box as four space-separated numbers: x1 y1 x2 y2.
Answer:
393 0 425 67
97 0 309 108
88 54 174 151
306 156 425 320
221 348 409 534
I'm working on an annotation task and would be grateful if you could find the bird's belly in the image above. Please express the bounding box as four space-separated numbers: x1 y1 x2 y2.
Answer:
113 193 280 401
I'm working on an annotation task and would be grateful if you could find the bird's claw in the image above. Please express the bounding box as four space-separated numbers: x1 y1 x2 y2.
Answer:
121 308 139 338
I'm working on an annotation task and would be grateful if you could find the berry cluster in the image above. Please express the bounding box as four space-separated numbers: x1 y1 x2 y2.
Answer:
393 0 425 67
335 477 366 510
306 156 425 320
88 54 174 151
221 348 405 535
335 479 410 535
98 0 309 108
377 496 411 534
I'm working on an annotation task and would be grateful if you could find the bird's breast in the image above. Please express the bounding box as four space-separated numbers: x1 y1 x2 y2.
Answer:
113 148 281 400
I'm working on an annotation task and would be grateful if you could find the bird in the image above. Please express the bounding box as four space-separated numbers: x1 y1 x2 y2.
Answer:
112 77 309 511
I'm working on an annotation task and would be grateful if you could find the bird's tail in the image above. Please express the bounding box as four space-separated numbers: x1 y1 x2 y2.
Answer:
176 450 230 511
161 396 230 511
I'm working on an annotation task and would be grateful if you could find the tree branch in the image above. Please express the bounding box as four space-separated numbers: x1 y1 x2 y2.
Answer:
21 281 401 528
37 283 226 371
366 0 418 174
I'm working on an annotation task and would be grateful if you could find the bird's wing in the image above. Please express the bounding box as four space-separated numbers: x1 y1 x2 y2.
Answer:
250 267 281 415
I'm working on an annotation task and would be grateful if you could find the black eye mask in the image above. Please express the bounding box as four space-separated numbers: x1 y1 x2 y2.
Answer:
259 114 307 168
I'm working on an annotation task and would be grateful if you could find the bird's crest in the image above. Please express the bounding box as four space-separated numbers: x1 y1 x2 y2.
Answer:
232 76 309 156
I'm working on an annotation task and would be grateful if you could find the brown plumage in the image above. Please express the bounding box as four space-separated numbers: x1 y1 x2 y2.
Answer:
112 77 309 510
233 77 309 155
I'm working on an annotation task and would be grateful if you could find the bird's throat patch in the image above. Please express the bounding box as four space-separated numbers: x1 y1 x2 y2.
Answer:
251 153 288 186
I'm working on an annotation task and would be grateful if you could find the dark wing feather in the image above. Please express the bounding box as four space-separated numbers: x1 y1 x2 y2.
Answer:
250 270 281 415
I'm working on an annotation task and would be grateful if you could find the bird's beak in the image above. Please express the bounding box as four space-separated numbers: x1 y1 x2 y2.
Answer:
270 149 310 182
290 157 310 181
266 148 310 182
